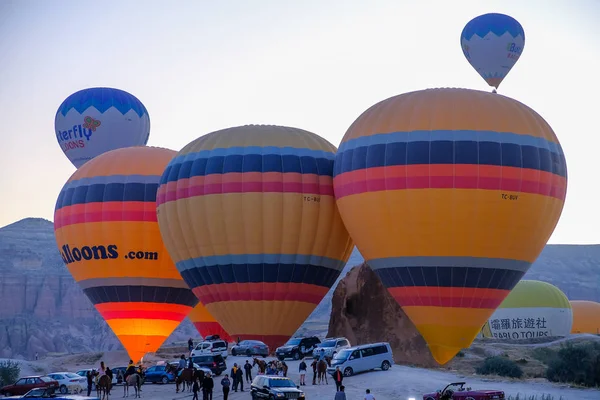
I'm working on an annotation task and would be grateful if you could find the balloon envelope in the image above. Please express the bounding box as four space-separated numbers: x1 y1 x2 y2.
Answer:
188 303 232 342
482 280 572 340
461 13 525 89
333 88 567 364
570 300 600 334
156 125 354 351
55 87 150 168
54 146 198 362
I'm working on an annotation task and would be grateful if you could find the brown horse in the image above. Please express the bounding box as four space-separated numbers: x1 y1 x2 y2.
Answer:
317 358 330 384
253 358 267 374
166 364 194 393
96 375 111 400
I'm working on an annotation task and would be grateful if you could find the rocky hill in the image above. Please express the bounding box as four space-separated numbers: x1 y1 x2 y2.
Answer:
1 217 599 359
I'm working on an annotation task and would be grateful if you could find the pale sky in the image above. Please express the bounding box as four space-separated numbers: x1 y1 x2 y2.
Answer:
1 0 598 244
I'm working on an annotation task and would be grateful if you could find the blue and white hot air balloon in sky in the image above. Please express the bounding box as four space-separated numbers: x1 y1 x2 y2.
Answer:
55 87 151 168
460 13 525 90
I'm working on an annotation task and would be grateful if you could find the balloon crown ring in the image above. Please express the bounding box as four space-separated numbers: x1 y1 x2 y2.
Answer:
83 116 102 131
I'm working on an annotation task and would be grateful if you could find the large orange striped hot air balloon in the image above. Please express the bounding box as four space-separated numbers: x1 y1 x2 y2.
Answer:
156 125 354 351
333 88 567 365
188 303 232 342
54 146 198 363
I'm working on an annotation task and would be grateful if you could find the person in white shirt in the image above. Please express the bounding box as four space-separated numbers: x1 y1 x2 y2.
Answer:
364 388 376 400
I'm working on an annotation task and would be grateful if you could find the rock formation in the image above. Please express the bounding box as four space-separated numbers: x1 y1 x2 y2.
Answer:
327 263 437 368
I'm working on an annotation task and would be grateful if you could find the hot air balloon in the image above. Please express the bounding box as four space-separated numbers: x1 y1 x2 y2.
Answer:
570 300 600 334
156 125 354 351
54 146 198 363
55 87 151 168
461 13 525 90
481 280 573 340
333 88 567 365
188 303 232 342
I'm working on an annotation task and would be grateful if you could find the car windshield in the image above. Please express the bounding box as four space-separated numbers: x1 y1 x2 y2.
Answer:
319 340 336 347
335 349 352 359
285 339 301 346
65 373 80 379
269 379 296 388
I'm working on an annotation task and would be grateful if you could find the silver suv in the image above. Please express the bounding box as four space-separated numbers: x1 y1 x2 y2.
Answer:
311 337 351 358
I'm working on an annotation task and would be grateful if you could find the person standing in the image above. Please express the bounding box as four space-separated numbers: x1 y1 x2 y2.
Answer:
221 374 231 400
364 388 376 400
86 370 94 397
244 360 253 383
202 373 214 400
311 359 317 385
231 363 239 391
335 385 347 400
234 365 244 391
188 338 194 352
333 366 343 392
192 378 200 400
298 358 307 386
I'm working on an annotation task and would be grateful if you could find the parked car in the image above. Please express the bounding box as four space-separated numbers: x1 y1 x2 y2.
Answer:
144 365 175 384
5 386 99 399
311 337 351 359
423 382 505 400
275 336 321 360
74 369 118 388
190 338 229 359
190 354 227 376
250 375 305 399
0 376 59 396
230 340 269 357
46 372 86 394
327 342 394 377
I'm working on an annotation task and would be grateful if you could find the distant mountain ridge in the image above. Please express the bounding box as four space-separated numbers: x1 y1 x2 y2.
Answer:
0 217 598 358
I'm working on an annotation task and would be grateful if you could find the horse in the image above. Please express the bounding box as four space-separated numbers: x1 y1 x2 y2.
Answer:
317 359 329 384
166 364 194 393
123 374 142 398
96 375 111 400
253 358 267 374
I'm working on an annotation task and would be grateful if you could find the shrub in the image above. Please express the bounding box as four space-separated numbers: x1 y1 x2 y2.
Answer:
475 356 523 378
546 342 600 387
0 360 20 387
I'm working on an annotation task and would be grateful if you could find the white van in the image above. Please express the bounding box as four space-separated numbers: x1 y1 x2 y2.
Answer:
326 342 394 377
190 338 229 359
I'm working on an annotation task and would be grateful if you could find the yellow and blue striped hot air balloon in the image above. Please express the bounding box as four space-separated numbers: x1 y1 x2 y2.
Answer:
333 88 567 365
54 146 198 363
156 125 354 351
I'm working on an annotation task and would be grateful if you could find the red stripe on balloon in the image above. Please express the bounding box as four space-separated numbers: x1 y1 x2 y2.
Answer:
192 282 328 305
100 310 189 321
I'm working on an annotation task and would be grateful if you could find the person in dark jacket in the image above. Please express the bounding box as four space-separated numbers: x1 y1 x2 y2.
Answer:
188 357 194 369
243 360 252 383
192 379 200 400
202 373 214 400
221 374 231 400
235 365 244 392
86 370 94 397
333 366 343 392
311 359 318 385
105 367 113 394
188 338 194 352
334 385 347 400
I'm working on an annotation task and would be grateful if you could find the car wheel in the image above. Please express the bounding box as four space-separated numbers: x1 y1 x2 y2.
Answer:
161 376 169 384
332 351 337 358
246 349 252 357
59 385 68 394
465 398 476 400
381 360 391 371
425 397 436 400
293 351 300 360
231 349 237 356
343 367 353 377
